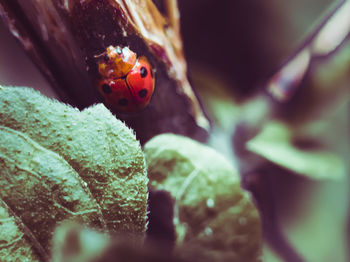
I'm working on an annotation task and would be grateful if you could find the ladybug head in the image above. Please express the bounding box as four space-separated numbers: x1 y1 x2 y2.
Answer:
97 46 137 79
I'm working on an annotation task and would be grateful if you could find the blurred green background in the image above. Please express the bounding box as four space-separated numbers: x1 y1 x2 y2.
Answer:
0 0 349 261
178 1 349 261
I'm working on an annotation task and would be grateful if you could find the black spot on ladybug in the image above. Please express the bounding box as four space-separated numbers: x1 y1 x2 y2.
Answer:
102 84 112 94
138 89 148 98
104 54 109 62
118 98 129 106
140 67 148 78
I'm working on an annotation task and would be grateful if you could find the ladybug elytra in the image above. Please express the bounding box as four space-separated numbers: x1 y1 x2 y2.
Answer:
97 46 155 113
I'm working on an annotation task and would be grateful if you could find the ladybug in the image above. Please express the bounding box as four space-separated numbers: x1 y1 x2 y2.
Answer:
96 46 155 113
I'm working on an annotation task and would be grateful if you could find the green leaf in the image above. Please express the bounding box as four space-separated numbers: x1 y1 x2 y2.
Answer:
0 86 148 237
144 134 262 262
246 121 346 180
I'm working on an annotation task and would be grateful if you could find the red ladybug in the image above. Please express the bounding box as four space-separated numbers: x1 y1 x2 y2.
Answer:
97 46 155 113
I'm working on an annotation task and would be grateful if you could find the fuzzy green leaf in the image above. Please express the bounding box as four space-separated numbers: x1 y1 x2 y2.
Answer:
0 86 148 237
